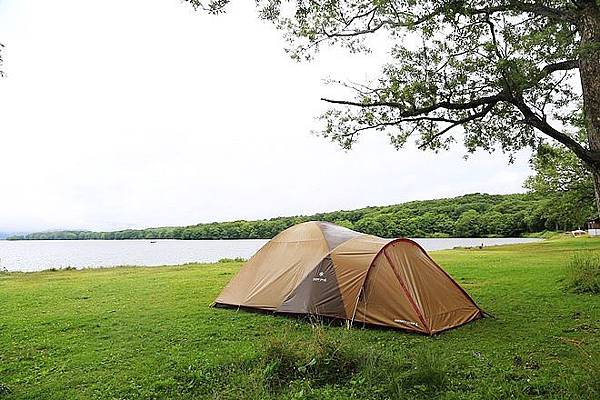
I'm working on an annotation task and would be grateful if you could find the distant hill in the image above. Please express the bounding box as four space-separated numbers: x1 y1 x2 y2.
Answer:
8 192 561 240
0 232 28 240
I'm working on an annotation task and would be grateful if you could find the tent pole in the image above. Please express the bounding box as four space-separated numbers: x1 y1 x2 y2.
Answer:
348 287 363 329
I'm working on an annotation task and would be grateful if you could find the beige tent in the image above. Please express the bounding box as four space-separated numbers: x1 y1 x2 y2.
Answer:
214 221 484 334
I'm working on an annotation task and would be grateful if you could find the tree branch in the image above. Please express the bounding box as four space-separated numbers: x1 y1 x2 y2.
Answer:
417 102 499 149
321 93 506 117
511 95 597 167
463 1 579 23
542 59 580 74
321 0 578 41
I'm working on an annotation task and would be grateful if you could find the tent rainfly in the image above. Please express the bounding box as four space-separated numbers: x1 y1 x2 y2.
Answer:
214 221 484 335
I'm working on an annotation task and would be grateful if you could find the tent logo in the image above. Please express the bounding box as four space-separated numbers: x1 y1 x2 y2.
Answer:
313 271 327 283
394 319 420 328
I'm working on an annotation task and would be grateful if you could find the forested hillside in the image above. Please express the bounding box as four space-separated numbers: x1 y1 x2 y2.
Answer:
8 192 589 241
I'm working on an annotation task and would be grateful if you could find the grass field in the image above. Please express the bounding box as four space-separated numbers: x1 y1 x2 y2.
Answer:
1 238 599 399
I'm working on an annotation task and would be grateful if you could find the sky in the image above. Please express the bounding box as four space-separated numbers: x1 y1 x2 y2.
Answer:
0 0 533 233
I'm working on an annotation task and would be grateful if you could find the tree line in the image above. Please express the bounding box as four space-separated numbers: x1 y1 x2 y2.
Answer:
7 191 592 241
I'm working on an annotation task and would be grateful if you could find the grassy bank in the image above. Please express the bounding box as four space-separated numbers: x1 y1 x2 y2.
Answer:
1 238 599 399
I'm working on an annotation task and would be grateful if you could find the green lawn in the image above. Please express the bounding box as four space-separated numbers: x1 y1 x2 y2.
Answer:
1 238 599 399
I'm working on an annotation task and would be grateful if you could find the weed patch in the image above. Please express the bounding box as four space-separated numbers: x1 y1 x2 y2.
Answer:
0 383 10 397
402 349 449 394
565 252 600 294
261 326 360 389
174 360 265 399
177 327 455 399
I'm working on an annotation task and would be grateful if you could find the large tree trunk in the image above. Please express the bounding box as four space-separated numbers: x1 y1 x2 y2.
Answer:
593 171 600 218
579 1 600 218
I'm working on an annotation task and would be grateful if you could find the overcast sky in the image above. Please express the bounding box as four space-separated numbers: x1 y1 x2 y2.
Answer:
0 0 533 232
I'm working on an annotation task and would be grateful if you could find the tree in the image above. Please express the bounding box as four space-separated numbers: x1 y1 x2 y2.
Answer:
454 209 483 237
354 216 385 236
188 0 600 217
332 219 355 229
525 142 595 229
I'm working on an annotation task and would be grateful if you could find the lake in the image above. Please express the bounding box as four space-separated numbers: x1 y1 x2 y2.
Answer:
0 238 543 272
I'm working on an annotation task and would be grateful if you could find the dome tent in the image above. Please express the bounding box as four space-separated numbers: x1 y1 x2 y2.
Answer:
214 221 484 334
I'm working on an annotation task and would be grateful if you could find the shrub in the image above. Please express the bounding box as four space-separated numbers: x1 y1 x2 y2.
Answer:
43 266 78 272
218 257 246 263
430 232 451 238
565 252 600 294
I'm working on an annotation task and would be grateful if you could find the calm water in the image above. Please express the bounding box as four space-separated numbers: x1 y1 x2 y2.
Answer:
0 238 542 272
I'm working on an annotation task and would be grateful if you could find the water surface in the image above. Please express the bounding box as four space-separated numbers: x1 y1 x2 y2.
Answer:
0 237 542 272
